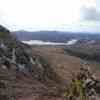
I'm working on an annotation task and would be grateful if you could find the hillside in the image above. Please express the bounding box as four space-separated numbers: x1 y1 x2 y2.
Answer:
32 46 100 99
1 26 100 100
0 26 63 100
32 46 100 81
64 43 100 62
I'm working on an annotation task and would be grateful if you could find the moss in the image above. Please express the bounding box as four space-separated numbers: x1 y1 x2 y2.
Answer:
64 79 87 100
0 32 9 38
9 41 17 48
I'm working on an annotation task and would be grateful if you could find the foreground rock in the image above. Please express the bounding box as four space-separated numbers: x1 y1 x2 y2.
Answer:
64 65 100 100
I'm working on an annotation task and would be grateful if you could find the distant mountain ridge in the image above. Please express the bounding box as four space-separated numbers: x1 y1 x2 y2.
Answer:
15 31 100 42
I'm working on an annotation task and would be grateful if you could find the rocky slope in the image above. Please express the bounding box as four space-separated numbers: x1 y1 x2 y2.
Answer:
0 25 62 100
32 46 100 99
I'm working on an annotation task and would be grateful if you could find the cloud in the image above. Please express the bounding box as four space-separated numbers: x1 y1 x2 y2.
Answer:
80 7 100 21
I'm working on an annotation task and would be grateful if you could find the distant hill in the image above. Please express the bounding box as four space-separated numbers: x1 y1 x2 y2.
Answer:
15 31 100 43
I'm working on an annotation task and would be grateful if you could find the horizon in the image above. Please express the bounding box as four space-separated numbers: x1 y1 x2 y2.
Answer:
14 29 100 34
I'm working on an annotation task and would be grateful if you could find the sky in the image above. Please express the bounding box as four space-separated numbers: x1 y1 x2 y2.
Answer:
0 0 99 32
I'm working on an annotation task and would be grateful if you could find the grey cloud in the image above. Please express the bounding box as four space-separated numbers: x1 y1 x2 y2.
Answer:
80 7 100 21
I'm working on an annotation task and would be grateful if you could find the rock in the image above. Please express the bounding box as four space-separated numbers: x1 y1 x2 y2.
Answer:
64 66 100 100
1 65 7 70
94 81 100 94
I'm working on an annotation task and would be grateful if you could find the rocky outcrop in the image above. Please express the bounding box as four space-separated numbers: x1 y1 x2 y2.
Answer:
0 25 61 100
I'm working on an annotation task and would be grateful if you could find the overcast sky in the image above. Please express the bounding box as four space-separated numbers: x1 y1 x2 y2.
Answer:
0 0 99 32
